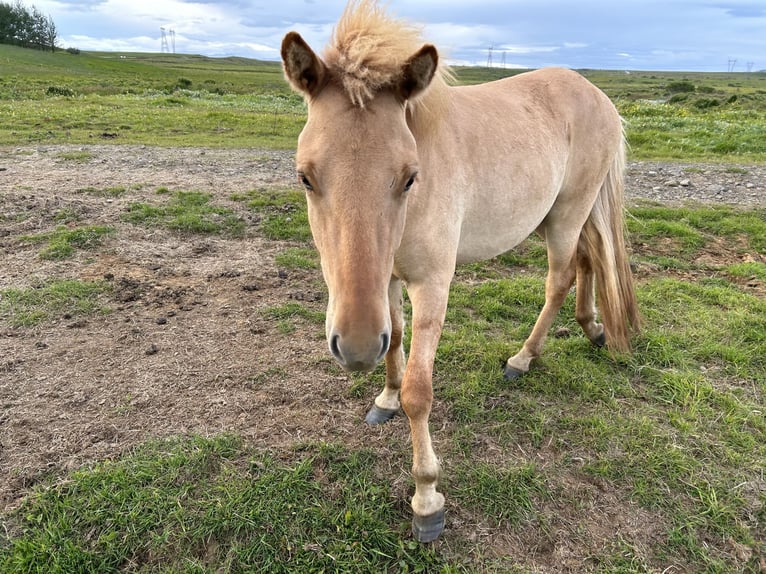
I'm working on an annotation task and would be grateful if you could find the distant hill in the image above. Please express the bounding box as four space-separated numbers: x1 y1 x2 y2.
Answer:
0 44 287 97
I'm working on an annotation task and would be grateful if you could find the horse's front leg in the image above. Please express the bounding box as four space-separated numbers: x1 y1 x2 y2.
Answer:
400 279 450 542
365 277 406 424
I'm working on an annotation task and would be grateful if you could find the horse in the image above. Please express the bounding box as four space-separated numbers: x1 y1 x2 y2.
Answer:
281 0 640 542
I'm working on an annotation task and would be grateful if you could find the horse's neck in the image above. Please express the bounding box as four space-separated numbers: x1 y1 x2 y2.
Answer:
407 86 453 151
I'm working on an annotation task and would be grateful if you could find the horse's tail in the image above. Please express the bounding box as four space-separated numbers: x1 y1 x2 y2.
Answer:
580 134 641 352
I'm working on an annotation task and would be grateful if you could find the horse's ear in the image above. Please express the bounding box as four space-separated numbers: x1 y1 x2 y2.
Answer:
281 32 327 97
398 44 438 101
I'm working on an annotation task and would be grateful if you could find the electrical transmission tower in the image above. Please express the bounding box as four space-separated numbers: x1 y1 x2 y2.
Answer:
727 58 737 72
487 45 493 67
160 27 176 53
746 62 754 73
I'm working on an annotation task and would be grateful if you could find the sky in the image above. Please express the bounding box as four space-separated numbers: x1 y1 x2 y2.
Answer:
31 0 766 72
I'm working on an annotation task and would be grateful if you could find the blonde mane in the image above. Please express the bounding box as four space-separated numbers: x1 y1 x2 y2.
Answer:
322 0 452 111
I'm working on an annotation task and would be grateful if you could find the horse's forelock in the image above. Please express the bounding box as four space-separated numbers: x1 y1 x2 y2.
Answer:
322 0 450 110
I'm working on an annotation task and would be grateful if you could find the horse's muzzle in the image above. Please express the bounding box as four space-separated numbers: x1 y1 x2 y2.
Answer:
329 330 390 372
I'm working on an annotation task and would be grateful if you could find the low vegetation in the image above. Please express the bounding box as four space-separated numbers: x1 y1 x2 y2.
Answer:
0 279 110 327
20 225 114 259
123 190 246 236
0 437 448 573
1 44 765 160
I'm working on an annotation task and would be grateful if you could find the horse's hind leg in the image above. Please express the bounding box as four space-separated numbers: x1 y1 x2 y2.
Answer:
504 229 578 379
575 244 606 347
365 277 406 424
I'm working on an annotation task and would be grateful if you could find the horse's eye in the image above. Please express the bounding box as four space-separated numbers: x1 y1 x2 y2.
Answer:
404 174 417 193
298 172 313 192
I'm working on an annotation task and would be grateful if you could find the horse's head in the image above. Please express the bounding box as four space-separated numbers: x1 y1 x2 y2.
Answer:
281 31 438 372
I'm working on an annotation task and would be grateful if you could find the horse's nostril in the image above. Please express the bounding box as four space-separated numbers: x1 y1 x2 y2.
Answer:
330 333 342 361
380 332 390 356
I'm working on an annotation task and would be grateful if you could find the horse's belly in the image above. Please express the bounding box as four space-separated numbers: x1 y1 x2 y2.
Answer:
455 192 555 265
455 225 534 265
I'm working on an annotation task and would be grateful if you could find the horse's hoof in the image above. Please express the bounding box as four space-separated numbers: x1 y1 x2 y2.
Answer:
503 364 525 380
364 404 399 425
591 331 606 348
412 508 445 543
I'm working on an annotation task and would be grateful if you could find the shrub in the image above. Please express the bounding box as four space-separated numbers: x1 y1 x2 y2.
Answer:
46 85 75 97
667 80 695 93
694 98 720 109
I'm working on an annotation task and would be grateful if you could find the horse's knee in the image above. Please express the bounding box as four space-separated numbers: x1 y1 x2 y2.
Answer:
400 376 433 420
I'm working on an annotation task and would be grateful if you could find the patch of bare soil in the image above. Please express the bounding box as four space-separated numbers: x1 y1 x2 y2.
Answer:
1 145 764 568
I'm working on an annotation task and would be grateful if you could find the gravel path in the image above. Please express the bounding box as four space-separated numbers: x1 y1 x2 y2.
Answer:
1 145 763 208
626 161 765 207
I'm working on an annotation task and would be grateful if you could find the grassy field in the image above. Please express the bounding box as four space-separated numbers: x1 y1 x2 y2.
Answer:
1 45 765 572
1 44 766 160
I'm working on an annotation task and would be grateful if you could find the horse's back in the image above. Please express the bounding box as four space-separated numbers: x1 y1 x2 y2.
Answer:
455 67 620 139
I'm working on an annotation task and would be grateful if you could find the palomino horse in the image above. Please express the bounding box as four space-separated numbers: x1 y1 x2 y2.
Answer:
281 0 640 542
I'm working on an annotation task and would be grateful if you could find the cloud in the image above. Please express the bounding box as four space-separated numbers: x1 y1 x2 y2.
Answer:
714 2 766 18
31 0 766 71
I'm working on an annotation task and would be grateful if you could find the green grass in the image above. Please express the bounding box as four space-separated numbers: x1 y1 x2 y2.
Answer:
55 150 94 163
627 204 766 273
20 225 115 259
0 45 305 148
263 302 325 336
236 188 312 241
0 279 110 326
122 191 246 236
274 247 319 269
2 45 765 159
0 437 455 573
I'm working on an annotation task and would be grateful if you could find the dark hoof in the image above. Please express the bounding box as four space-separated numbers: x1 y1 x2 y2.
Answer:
591 331 606 348
503 364 525 380
412 508 445 543
364 404 399 425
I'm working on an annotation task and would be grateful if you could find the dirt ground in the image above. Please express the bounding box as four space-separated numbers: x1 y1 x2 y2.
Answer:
1 145 764 568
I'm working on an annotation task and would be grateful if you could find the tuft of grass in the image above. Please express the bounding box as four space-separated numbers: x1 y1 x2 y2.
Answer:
20 225 115 260
241 188 311 241
450 463 549 527
274 247 319 269
76 185 134 197
0 279 110 327
726 261 766 281
55 150 94 163
263 302 324 324
123 191 246 236
262 302 325 336
52 207 81 224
